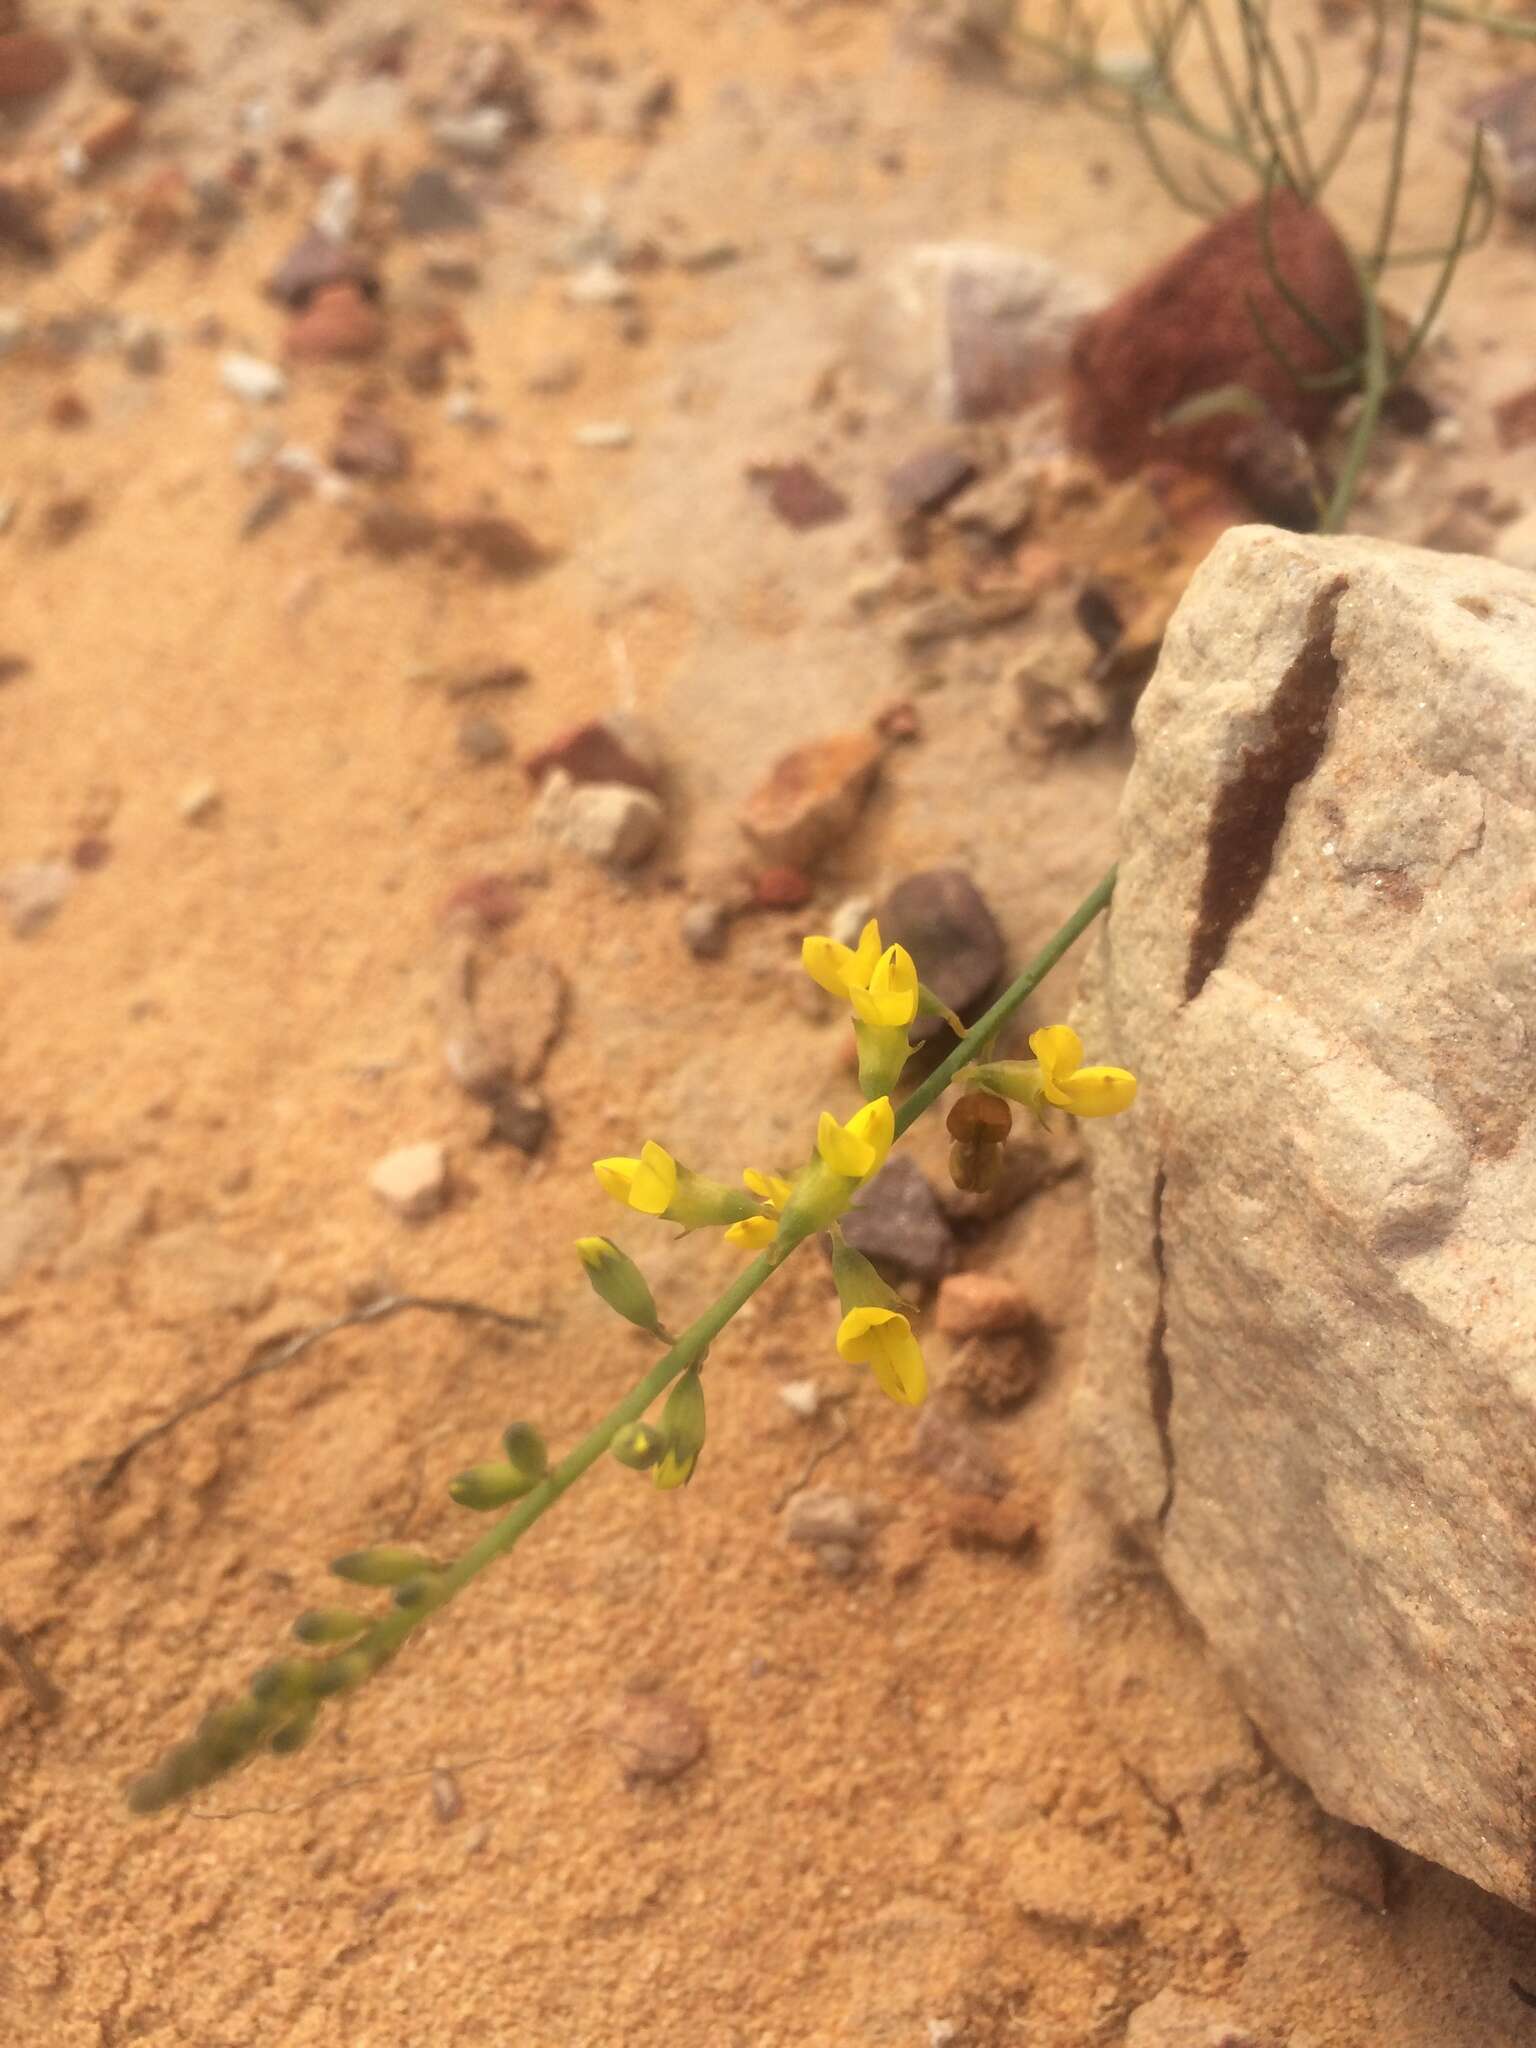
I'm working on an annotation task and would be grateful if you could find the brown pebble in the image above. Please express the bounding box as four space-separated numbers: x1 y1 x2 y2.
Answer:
330 404 411 480
71 836 112 871
605 1689 707 1785
524 717 661 794
0 30 71 100
944 1494 1037 1556
754 865 813 910
285 282 385 362
874 698 922 743
47 390 90 429
935 1272 1035 1338
77 98 142 168
746 459 849 530
439 873 521 932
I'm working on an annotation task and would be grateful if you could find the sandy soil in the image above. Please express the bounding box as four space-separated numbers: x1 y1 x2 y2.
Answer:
4 2 1536 2044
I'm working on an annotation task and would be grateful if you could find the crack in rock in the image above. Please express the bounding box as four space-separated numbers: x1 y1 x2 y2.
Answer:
1185 577 1347 1002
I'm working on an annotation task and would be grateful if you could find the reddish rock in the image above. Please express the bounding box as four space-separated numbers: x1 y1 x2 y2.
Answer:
0 177 52 259
739 730 882 868
1494 382 1536 452
1066 191 1364 479
440 874 521 932
873 697 922 743
443 512 544 579
943 1494 1037 1556
753 864 813 910
266 228 379 310
329 404 411 479
604 1688 706 1786
524 717 661 794
0 31 70 99
77 98 142 169
747 460 849 530
935 1271 1034 1338
285 282 385 362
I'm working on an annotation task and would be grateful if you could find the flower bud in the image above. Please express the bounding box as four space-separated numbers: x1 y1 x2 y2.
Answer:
449 1462 534 1511
500 1420 549 1483
575 1236 666 1338
611 1419 667 1470
308 1647 375 1697
330 1544 434 1588
392 1573 447 1613
293 1608 370 1646
653 1368 706 1490
196 1700 267 1768
249 1658 314 1705
268 1707 317 1757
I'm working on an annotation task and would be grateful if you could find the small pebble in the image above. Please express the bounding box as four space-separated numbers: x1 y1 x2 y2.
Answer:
532 769 663 869
220 351 287 404
457 714 511 764
1 861 72 938
784 1488 870 1549
573 420 634 449
680 899 730 959
806 235 858 276
178 780 223 825
564 261 635 308
369 1142 449 1222
779 1378 822 1420
935 1272 1034 1337
120 319 163 374
754 865 813 910
432 106 513 162
605 1688 706 1785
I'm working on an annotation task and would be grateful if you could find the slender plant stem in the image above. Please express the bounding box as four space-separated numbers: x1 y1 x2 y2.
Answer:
1321 260 1386 533
1421 0 1536 36
896 865 1118 1135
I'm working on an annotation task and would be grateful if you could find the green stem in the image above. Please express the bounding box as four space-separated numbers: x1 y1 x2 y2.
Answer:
1320 259 1386 534
896 865 1117 1135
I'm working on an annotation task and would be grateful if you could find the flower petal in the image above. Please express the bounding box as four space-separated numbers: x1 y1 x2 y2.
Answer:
724 1214 778 1250
845 1096 894 1178
742 1168 793 1211
593 1157 640 1204
1028 1025 1084 1087
1058 1065 1138 1118
851 918 883 985
629 1141 678 1216
817 1109 875 1179
801 934 860 998
835 1306 926 1405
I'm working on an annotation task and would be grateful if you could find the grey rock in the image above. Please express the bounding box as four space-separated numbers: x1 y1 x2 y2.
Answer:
783 1488 871 1549
431 106 513 163
0 1150 75 1288
1075 526 1536 1909
842 1156 955 1288
876 869 1003 1039
456 713 510 764
398 167 480 237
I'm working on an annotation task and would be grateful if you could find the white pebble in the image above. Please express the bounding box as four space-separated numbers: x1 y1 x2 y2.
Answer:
369 1142 449 1222
220 352 287 404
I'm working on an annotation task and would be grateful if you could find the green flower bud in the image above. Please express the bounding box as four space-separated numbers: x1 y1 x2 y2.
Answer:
654 1368 706 1491
610 1419 666 1470
308 1648 374 1697
249 1658 314 1705
449 1461 537 1512
330 1544 434 1588
391 1574 446 1613
293 1608 371 1646
268 1707 317 1757
575 1236 666 1338
500 1421 549 1483
196 1699 267 1768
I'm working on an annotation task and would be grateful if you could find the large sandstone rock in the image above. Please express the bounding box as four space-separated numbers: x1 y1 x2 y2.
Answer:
1074 525 1536 1908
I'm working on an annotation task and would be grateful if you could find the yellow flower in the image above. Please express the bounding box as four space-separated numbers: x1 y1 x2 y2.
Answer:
968 1029 1137 1124
593 1142 759 1230
836 1306 927 1406
802 918 883 1002
1028 1025 1138 1118
815 1096 895 1180
593 1140 676 1215
829 1238 927 1405
724 1167 794 1252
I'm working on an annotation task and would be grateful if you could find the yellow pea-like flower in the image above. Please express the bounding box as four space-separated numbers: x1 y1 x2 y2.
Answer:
1028 1025 1138 1118
967 1028 1137 1125
593 1142 760 1230
815 1096 895 1181
742 1167 793 1210
835 1306 927 1406
724 1214 778 1251
593 1140 677 1215
802 918 883 1002
847 943 919 1030
724 1167 795 1252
